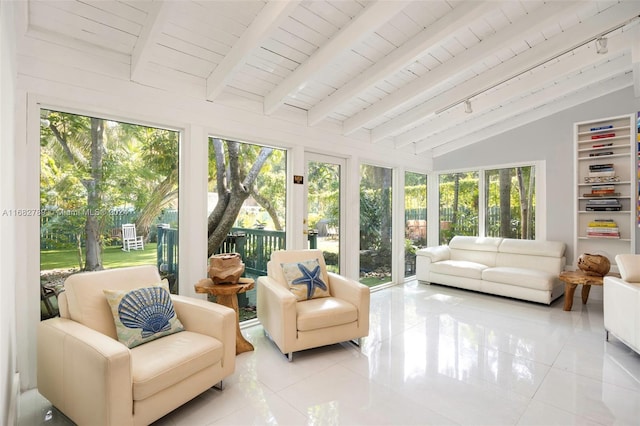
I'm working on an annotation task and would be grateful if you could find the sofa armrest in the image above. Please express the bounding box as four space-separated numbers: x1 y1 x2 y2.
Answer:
172 295 236 371
603 276 640 350
416 245 450 263
38 318 133 426
256 276 297 351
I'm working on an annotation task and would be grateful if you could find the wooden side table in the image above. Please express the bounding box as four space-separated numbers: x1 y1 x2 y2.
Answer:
194 277 255 354
559 270 619 311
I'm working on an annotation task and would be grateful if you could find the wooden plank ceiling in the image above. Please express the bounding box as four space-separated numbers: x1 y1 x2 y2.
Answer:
24 0 640 157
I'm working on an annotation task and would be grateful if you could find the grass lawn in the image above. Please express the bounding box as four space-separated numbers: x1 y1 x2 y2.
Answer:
359 275 391 287
41 243 158 271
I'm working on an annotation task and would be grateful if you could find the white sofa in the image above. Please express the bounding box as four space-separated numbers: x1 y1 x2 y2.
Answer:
416 236 566 304
604 254 640 354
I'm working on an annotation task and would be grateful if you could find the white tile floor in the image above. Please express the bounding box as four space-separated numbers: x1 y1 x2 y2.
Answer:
19 281 640 425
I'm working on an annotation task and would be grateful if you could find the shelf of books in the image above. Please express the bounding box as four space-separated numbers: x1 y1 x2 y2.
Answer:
574 114 635 270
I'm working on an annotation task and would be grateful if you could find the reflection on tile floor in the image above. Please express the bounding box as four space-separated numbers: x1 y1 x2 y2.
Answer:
19 281 640 425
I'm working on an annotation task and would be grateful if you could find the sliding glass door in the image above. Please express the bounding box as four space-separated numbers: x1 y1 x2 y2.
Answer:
305 154 344 274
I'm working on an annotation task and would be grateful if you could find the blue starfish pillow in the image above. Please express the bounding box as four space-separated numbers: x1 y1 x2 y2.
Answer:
281 258 331 301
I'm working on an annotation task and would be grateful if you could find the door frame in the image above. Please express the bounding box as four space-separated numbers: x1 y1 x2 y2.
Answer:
304 152 346 274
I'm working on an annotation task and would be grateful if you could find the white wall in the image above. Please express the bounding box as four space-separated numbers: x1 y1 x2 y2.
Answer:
434 87 640 264
1 1 18 423
434 87 640 303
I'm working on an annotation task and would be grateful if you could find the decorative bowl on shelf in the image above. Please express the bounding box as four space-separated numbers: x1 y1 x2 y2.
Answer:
577 253 610 276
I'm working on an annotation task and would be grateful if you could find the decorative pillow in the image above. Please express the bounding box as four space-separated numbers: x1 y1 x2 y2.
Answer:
103 281 184 348
281 258 330 301
615 254 640 282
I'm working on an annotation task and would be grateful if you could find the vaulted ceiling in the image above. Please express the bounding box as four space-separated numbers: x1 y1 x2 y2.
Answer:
20 0 640 157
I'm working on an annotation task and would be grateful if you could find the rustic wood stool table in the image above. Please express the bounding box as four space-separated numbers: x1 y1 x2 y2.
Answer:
559 270 619 311
194 277 255 354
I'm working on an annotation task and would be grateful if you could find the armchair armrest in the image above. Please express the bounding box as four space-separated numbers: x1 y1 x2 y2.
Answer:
38 318 133 426
171 295 235 340
171 295 236 372
327 272 369 307
327 273 370 333
416 245 450 263
256 276 297 351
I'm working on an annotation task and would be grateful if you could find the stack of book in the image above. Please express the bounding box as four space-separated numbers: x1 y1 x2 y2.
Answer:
583 183 619 197
588 163 615 177
591 141 613 149
585 163 618 183
586 219 620 238
590 125 613 131
591 132 615 140
586 198 622 211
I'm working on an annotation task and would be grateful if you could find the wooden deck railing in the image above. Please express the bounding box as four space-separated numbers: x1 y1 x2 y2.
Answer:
156 227 318 279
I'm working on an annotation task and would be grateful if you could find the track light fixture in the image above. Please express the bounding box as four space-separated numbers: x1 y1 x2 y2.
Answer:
596 37 608 54
464 99 472 114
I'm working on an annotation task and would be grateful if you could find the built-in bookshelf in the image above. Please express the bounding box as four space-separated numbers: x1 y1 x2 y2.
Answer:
574 114 635 271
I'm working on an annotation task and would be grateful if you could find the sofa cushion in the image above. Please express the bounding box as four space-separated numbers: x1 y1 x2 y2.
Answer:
296 297 357 331
498 238 565 258
131 330 223 401
449 236 502 252
615 254 640 282
430 260 488 280
281 258 331 301
104 282 184 349
482 267 555 291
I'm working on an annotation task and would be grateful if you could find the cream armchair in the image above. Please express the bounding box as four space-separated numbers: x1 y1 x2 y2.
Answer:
604 254 640 355
257 249 370 361
37 265 236 426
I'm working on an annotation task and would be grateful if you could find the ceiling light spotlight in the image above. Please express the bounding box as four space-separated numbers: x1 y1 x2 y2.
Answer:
596 37 608 54
464 99 472 114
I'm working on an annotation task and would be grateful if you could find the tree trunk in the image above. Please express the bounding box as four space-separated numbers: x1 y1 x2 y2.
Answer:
516 167 529 239
206 139 273 256
83 118 105 271
452 174 460 232
250 187 283 230
527 167 535 238
499 169 511 238
76 234 84 270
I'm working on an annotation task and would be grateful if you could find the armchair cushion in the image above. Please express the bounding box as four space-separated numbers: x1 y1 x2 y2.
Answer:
281 258 330 301
296 297 358 331
130 331 223 400
104 281 184 348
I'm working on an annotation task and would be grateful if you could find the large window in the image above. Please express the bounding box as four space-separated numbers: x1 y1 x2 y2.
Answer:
359 164 393 286
405 171 427 278
207 137 286 322
485 166 535 239
438 165 537 244
439 172 479 244
40 109 179 320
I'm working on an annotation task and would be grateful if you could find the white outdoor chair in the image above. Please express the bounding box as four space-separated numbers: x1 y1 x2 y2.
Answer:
121 223 144 251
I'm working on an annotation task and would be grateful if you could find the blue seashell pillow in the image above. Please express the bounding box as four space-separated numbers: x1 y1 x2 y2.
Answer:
103 281 184 348
281 258 330 301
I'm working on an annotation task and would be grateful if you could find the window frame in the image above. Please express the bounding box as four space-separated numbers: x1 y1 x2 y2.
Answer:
434 160 546 242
